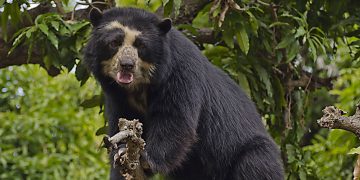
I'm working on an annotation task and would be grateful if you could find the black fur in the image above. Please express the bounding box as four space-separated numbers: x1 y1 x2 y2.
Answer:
89 8 103 26
84 7 284 180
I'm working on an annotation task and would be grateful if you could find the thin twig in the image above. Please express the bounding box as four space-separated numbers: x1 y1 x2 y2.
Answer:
210 0 247 27
70 1 108 20
304 73 313 91
255 0 270 6
53 0 66 14
71 2 80 21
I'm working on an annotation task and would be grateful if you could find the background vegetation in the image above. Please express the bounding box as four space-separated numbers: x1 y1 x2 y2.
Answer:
1 0 360 179
0 65 108 179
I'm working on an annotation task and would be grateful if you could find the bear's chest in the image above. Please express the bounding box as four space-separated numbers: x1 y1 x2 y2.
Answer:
127 89 147 115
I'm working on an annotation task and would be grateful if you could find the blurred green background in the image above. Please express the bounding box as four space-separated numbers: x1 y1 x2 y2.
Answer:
0 65 108 179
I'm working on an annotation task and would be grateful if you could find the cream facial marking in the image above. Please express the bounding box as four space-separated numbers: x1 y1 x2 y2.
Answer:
104 21 141 45
101 21 156 92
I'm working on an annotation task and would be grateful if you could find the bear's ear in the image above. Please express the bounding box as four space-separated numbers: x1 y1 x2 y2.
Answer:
89 8 103 26
158 18 172 34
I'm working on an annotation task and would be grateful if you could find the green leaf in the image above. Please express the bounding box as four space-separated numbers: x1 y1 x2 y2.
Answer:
162 0 169 5
286 144 296 163
350 40 360 46
1 4 9 41
163 0 173 17
9 2 21 25
235 27 249 55
310 35 326 55
222 31 234 49
295 26 306 38
237 72 251 97
39 23 59 49
246 11 259 36
203 45 230 59
25 27 37 38
47 48 61 68
269 22 290 28
62 0 70 5
345 29 360 37
254 64 273 98
68 21 90 34
299 169 307 180
75 62 90 86
95 126 108 136
27 36 34 62
80 95 102 108
276 34 296 49
51 21 60 31
59 25 71 36
75 37 83 52
192 4 212 28
287 41 300 62
263 40 272 54
273 77 286 109
8 27 30 55
354 51 360 60
176 24 198 35
0 0 5 6
308 39 317 61
173 0 182 16
47 31 59 49
281 11 306 27
43 55 52 69
348 147 360 154
38 23 49 36
309 27 325 36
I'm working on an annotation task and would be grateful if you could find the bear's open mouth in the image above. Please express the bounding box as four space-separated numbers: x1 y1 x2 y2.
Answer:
116 71 134 84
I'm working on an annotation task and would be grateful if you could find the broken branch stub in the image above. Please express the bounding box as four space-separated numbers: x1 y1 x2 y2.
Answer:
103 118 146 180
317 106 360 138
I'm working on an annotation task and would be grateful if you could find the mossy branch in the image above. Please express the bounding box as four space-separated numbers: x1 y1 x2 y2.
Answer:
317 105 360 138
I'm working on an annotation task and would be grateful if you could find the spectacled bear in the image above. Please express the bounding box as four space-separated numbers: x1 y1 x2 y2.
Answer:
84 7 284 180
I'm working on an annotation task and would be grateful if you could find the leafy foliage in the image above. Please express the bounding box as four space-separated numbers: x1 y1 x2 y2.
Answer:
0 65 107 179
305 130 357 179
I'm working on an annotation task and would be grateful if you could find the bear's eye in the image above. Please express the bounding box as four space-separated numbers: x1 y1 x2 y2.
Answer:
109 39 121 49
134 39 146 49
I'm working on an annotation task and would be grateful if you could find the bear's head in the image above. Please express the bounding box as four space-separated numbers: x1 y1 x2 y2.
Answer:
84 8 172 91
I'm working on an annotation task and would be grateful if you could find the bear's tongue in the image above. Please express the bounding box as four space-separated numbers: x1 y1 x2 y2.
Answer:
116 71 133 84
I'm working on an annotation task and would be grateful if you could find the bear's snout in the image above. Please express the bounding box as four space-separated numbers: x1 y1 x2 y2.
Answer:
119 58 135 71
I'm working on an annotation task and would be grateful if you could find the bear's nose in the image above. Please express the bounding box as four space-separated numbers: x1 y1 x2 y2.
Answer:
120 59 135 70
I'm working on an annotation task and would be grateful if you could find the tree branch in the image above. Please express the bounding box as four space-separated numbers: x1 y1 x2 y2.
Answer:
317 106 360 138
173 0 210 25
53 0 66 15
285 71 334 91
